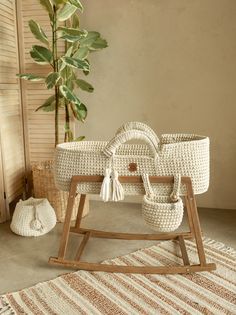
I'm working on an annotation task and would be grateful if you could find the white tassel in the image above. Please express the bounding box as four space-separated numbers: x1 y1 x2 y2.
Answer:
112 170 124 202
100 168 112 202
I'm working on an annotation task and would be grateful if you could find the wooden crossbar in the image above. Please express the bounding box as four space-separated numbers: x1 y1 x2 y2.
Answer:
49 175 216 274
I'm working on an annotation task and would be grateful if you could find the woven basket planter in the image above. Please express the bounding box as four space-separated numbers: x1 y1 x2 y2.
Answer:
32 160 89 222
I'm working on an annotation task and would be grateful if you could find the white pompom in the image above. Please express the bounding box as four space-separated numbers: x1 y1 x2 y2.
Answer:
30 219 43 231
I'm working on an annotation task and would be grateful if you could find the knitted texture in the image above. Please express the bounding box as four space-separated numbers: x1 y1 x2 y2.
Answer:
10 197 56 237
54 122 209 196
115 121 160 148
142 174 184 232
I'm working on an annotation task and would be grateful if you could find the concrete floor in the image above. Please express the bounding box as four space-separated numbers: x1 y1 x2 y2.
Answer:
0 200 235 295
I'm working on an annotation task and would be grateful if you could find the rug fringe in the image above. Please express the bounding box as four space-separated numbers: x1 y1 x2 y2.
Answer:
0 296 15 315
203 237 236 257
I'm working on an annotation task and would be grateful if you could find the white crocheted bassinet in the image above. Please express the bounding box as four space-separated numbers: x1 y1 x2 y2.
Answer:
54 122 209 197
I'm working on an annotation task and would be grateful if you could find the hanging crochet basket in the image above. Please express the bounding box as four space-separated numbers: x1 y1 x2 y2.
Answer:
10 197 56 237
32 160 89 222
54 121 210 197
142 174 184 232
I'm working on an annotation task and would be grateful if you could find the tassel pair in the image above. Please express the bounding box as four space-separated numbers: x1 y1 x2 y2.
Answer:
100 168 124 202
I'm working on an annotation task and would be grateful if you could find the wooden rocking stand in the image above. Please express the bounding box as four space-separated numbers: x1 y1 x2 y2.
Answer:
49 175 216 274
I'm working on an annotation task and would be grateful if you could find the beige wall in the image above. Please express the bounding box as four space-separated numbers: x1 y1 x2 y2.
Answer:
76 0 236 209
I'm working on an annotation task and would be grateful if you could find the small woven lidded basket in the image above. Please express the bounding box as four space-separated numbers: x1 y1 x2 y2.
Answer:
32 160 89 222
142 173 184 232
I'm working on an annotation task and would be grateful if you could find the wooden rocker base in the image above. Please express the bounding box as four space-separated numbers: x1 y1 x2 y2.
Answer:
49 175 216 274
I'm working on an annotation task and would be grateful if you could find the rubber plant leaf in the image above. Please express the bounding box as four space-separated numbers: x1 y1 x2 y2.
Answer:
80 31 100 48
28 20 49 46
72 47 89 60
60 85 81 104
69 0 83 11
39 0 53 15
83 58 90 76
58 27 87 42
75 136 85 141
90 37 108 50
58 27 87 37
53 0 68 6
45 72 60 89
60 66 72 81
61 56 90 71
65 46 74 57
72 13 80 28
17 73 45 81
71 103 87 121
75 79 94 92
57 3 77 21
35 95 55 112
30 45 53 65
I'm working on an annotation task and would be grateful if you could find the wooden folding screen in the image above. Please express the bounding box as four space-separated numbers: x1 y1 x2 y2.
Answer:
0 0 74 222
0 0 26 222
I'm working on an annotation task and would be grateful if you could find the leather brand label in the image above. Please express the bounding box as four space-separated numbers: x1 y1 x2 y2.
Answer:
128 163 137 172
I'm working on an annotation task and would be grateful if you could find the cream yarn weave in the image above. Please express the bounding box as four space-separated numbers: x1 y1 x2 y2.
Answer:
10 197 56 237
54 121 209 196
142 174 184 232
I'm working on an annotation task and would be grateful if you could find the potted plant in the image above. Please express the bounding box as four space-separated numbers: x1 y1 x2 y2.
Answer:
17 0 108 221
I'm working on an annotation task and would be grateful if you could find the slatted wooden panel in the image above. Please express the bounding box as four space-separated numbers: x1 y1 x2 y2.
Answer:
0 0 26 222
18 0 66 163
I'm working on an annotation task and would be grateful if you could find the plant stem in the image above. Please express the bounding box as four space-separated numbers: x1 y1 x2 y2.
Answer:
53 5 59 146
64 101 70 142
64 20 70 142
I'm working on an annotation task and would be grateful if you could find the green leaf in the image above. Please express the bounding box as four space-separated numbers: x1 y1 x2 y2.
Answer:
90 37 108 50
69 0 83 11
75 136 85 141
75 79 94 92
65 46 74 57
72 13 80 28
58 58 66 72
53 0 68 5
28 20 49 46
60 85 81 104
58 27 87 42
57 3 77 21
35 95 55 112
83 58 90 75
58 27 87 37
80 31 100 48
71 103 87 121
60 65 72 80
39 0 53 15
17 73 45 81
30 45 53 65
61 56 90 71
73 46 89 60
45 72 60 89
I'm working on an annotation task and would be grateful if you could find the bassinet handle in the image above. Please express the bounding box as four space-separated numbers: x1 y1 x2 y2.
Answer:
103 130 159 158
116 121 160 147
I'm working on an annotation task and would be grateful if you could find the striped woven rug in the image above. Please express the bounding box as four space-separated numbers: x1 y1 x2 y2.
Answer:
0 238 235 315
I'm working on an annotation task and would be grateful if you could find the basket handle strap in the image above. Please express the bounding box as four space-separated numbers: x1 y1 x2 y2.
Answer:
115 121 160 148
170 174 181 201
103 130 159 158
142 174 154 196
142 173 182 200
